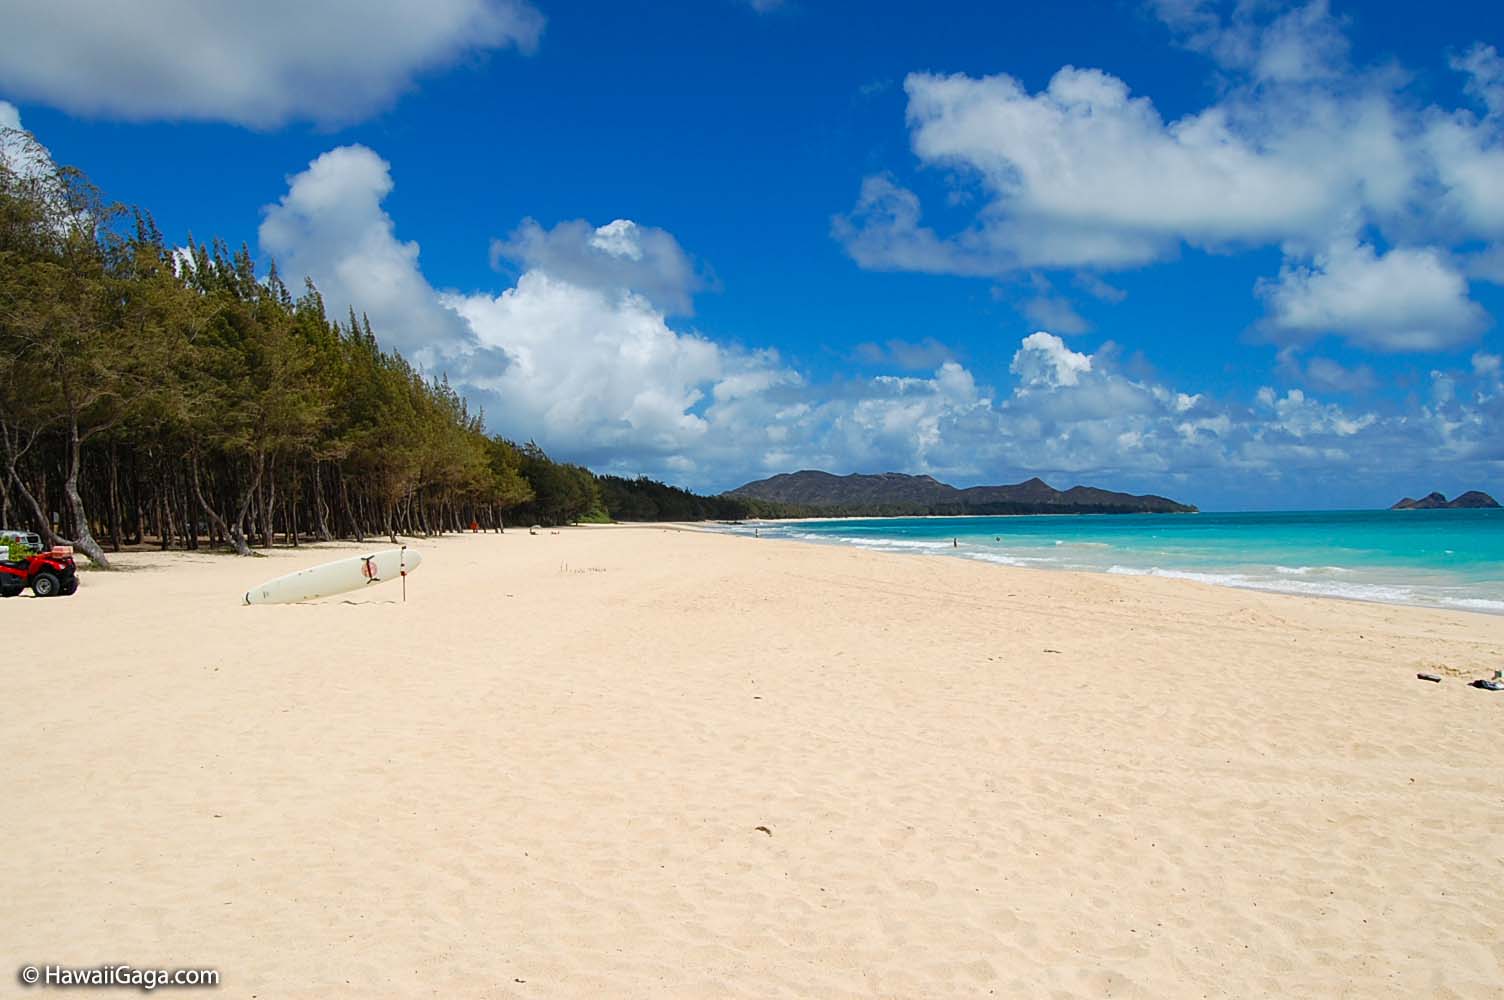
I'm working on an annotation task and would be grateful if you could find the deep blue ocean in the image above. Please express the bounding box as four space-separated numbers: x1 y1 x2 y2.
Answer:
730 509 1504 614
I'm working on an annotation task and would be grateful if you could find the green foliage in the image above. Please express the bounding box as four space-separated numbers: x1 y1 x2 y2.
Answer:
2 538 38 561
505 442 606 525
597 475 757 522
0 133 787 548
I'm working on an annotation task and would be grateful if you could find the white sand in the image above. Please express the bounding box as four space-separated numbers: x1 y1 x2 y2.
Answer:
6 526 1503 998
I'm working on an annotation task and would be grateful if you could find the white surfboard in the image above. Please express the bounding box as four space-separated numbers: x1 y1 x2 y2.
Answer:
243 547 422 605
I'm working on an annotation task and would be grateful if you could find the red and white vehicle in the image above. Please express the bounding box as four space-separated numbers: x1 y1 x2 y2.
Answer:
0 544 78 597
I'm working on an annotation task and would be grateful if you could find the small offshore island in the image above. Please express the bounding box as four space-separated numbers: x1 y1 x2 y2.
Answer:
1390 490 1500 510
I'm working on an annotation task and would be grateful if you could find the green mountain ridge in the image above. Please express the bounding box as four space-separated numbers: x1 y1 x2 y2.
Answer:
727 470 1197 516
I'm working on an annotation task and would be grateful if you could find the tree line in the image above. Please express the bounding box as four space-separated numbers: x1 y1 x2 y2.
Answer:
0 129 785 568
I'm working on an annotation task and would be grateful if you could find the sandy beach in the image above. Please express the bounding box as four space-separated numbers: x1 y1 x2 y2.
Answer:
6 526 1503 998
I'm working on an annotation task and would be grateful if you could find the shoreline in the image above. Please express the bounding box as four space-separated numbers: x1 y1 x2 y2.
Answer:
746 529 1504 617
45 523 1504 636
66 514 1504 617
714 513 1504 617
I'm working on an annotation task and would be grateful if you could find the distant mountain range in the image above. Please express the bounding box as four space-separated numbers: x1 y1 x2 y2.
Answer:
1390 490 1500 510
726 471 1196 516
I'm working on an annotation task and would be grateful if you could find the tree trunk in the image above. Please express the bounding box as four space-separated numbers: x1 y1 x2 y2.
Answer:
340 469 361 542
108 441 122 552
261 456 276 549
313 462 333 542
6 464 58 547
191 450 259 557
288 469 300 547
232 452 265 556
61 415 110 567
1 418 62 549
162 489 177 550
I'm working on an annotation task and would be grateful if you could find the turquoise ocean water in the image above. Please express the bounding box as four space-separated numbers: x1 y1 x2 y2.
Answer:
731 509 1504 614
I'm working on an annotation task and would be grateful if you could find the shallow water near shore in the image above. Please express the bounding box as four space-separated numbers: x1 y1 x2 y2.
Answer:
738 508 1504 614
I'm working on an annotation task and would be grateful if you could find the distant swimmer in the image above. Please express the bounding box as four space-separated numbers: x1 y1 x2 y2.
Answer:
953 538 958 547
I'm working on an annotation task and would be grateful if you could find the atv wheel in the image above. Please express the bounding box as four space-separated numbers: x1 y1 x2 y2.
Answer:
61 578 78 595
32 571 60 597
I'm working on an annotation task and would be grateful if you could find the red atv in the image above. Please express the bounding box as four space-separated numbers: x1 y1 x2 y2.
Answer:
0 547 79 597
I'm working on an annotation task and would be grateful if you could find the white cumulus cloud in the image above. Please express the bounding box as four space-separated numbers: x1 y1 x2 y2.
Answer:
0 0 544 127
1256 240 1487 352
491 217 703 316
250 143 1504 503
1151 0 1351 84
1010 332 1093 388
1452 43 1504 118
444 273 793 467
0 101 57 181
258 145 477 364
1424 74 1504 238
837 2 1502 356
836 63 1393 271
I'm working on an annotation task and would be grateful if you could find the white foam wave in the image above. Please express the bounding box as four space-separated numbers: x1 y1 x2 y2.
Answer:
766 527 1503 615
1273 564 1354 576
846 537 955 550
1444 597 1504 612
964 551 1053 567
1102 563 1503 610
791 533 956 552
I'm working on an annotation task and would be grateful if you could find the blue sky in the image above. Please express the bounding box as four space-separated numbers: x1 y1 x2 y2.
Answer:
2 0 1503 510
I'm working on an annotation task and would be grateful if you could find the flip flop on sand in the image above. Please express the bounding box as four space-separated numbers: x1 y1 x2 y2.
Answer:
1467 678 1504 691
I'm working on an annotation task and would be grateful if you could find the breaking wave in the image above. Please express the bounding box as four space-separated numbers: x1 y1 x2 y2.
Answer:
1104 564 1501 612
